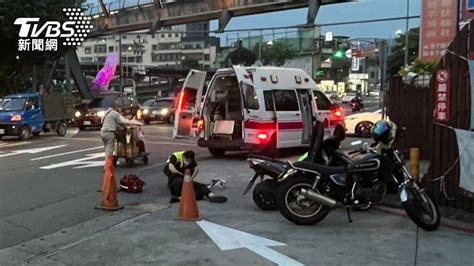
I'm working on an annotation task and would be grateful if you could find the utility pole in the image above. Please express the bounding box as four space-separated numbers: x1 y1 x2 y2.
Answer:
404 0 410 68
119 34 123 94
381 39 388 119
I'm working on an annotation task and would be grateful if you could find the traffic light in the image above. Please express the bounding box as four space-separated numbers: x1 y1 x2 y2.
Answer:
332 49 346 60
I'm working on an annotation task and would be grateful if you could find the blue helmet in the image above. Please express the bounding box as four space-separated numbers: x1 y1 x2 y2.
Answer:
372 120 392 144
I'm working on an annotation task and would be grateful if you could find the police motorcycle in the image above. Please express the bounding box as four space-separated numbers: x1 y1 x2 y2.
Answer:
243 122 349 210
276 120 441 231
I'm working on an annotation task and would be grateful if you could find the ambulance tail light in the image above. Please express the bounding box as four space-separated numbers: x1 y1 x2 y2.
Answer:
257 133 269 141
330 104 344 120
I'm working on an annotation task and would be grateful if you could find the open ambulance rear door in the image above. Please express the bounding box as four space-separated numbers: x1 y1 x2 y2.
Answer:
172 69 207 138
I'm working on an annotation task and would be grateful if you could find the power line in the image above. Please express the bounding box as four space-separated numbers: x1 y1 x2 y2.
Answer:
221 15 421 33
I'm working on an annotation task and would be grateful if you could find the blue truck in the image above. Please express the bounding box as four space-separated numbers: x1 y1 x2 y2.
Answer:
0 93 73 140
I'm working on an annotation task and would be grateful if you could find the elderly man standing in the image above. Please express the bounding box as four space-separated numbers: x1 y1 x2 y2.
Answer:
100 100 141 166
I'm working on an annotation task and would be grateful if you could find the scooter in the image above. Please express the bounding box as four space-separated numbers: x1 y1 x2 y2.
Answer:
350 99 364 112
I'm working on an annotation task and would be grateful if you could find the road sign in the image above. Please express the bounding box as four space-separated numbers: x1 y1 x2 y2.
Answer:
345 49 352 58
325 32 333 41
434 69 450 122
196 220 303 266
351 57 360 71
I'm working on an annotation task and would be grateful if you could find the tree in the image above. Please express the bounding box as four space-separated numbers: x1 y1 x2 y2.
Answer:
181 58 200 70
0 0 85 95
253 41 295 66
387 27 421 76
398 58 437 76
225 47 256 66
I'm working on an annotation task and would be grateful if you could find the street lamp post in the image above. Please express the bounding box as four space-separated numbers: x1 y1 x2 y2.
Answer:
127 46 132 77
404 0 410 68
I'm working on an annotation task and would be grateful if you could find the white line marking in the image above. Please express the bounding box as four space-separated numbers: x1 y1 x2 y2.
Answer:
0 145 67 158
31 146 102 161
40 152 104 169
65 128 80 138
196 220 303 266
0 141 32 148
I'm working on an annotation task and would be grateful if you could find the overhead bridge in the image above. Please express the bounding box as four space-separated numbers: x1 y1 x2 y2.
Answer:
86 0 352 37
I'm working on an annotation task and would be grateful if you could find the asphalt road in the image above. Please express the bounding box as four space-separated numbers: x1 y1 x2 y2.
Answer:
0 133 472 265
0 118 473 265
0 115 370 250
0 123 206 249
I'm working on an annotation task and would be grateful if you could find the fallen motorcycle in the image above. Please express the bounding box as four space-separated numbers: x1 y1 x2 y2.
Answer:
276 127 440 231
244 123 347 210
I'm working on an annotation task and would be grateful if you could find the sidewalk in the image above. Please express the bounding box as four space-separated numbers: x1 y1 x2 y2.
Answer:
1 157 473 265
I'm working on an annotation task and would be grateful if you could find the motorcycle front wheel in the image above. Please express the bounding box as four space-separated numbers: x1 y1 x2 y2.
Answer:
402 187 440 231
276 177 330 225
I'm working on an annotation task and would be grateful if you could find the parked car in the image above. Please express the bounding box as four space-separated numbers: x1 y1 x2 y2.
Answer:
74 95 140 130
344 109 388 137
341 92 357 103
139 97 176 124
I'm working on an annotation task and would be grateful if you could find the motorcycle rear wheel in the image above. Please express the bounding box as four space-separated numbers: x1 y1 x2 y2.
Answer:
276 177 330 225
253 179 278 211
402 188 440 231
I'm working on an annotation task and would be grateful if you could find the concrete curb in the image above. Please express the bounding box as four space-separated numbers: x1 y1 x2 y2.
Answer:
0 202 168 265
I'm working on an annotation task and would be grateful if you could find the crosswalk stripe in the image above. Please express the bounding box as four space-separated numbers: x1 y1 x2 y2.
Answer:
31 146 103 161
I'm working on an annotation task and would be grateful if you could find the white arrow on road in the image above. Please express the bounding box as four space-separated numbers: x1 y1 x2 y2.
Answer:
196 220 303 266
40 152 105 169
0 145 67 158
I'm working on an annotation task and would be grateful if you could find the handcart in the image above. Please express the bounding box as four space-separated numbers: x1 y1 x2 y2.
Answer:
113 125 149 167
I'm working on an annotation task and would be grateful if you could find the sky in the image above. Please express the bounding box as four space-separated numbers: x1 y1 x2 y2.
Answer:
90 0 421 42
211 0 421 41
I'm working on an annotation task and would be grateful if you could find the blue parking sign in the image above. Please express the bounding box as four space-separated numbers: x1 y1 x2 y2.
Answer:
468 0 474 11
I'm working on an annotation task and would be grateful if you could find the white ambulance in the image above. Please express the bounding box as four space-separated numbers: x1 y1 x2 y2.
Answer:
173 66 344 157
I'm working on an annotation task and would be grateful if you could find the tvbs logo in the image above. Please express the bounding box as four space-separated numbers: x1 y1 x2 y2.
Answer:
14 8 92 52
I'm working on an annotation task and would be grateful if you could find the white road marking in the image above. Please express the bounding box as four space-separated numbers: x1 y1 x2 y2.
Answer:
65 128 80 138
40 153 105 169
0 141 32 148
196 220 303 266
0 145 67 158
31 146 102 161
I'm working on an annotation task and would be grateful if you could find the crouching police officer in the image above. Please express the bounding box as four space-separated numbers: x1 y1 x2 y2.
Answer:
163 150 227 203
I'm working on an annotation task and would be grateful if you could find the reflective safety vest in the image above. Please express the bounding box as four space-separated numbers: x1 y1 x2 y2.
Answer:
166 151 185 168
297 152 308 162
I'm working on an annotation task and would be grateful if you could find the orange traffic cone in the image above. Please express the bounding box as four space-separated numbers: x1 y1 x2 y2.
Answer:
177 169 202 221
95 156 123 211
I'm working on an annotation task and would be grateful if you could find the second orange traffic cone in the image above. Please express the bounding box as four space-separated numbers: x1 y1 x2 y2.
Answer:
95 156 123 211
177 168 202 221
